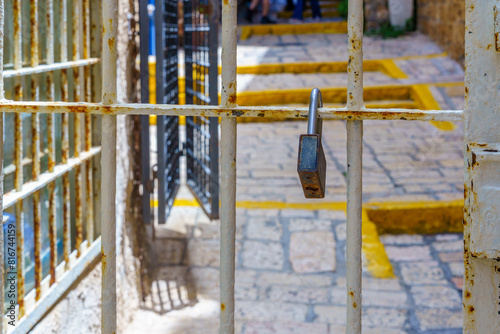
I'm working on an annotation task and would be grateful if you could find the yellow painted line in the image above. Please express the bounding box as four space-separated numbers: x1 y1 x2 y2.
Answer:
361 209 395 278
411 84 458 131
378 59 408 79
393 52 448 61
226 59 407 79
364 199 463 235
240 21 348 40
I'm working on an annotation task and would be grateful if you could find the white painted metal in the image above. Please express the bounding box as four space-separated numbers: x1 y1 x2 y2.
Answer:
101 0 118 332
464 0 500 332
220 0 238 331
346 0 364 332
0 102 463 121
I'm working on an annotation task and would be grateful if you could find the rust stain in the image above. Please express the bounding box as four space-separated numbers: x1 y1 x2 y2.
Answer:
352 302 357 308
221 303 225 311
34 192 42 300
223 0 228 5
465 291 471 298
349 291 354 297
108 37 115 50
469 305 475 313
228 94 237 105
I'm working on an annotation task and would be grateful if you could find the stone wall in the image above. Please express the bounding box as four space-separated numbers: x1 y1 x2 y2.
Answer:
364 0 390 31
416 0 465 65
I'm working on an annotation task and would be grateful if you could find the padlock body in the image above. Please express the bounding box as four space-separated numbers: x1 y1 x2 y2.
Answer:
297 134 326 198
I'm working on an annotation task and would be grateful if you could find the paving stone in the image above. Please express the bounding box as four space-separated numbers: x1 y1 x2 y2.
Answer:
451 277 464 291
236 301 309 322
317 210 346 220
336 277 402 291
246 217 283 241
411 285 462 308
243 321 329 334
363 308 408 328
385 245 432 262
288 218 332 232
257 272 332 287
432 240 463 252
289 231 336 274
448 262 464 277
379 234 425 245
313 305 347 325
438 251 463 262
400 261 448 285
335 223 347 241
265 285 331 304
242 240 285 270
280 209 316 218
331 288 408 308
187 239 220 267
416 308 462 331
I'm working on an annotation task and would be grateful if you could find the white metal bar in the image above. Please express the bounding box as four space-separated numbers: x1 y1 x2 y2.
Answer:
101 0 118 332
3 59 100 78
0 102 464 121
220 0 238 331
346 0 364 333
463 0 500 332
3 147 101 209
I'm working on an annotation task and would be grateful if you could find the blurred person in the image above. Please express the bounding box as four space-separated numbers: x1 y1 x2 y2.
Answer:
290 0 321 22
246 0 277 24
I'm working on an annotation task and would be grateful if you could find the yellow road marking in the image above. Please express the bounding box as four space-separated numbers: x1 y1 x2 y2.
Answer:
411 84 458 131
240 21 348 40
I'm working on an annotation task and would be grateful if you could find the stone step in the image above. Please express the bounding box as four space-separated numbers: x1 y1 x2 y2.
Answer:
278 8 340 19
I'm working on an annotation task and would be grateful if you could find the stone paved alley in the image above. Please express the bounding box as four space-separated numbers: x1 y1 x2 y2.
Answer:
125 22 465 334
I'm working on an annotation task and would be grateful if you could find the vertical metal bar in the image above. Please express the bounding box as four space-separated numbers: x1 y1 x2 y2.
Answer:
102 0 118 332
60 0 71 271
208 9 219 219
463 0 500 332
30 0 44 303
0 1 5 332
139 0 151 225
46 0 58 285
83 0 94 243
154 0 166 225
13 0 25 317
220 0 237 331
346 0 364 333
73 0 83 256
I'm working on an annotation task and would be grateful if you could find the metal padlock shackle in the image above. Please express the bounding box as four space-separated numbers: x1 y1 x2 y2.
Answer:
307 88 323 135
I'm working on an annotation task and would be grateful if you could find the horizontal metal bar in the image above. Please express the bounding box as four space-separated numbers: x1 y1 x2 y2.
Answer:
0 102 464 121
12 237 101 334
3 147 101 209
3 58 100 78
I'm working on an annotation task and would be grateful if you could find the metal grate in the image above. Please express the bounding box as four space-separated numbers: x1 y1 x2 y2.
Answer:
155 0 181 224
184 0 219 219
0 0 102 327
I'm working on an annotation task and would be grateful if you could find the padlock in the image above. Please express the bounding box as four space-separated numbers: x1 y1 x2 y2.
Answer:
297 88 326 198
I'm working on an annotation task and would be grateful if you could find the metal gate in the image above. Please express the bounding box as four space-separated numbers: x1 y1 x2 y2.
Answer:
184 0 220 219
140 0 219 224
0 0 498 333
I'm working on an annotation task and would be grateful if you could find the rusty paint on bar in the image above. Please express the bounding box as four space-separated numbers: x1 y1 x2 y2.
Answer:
101 0 118 332
3 59 101 79
34 191 42 300
3 147 101 209
0 102 463 121
346 0 364 332
61 0 69 102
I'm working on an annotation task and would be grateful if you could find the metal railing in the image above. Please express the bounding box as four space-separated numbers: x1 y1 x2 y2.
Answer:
0 0 471 334
0 0 102 332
